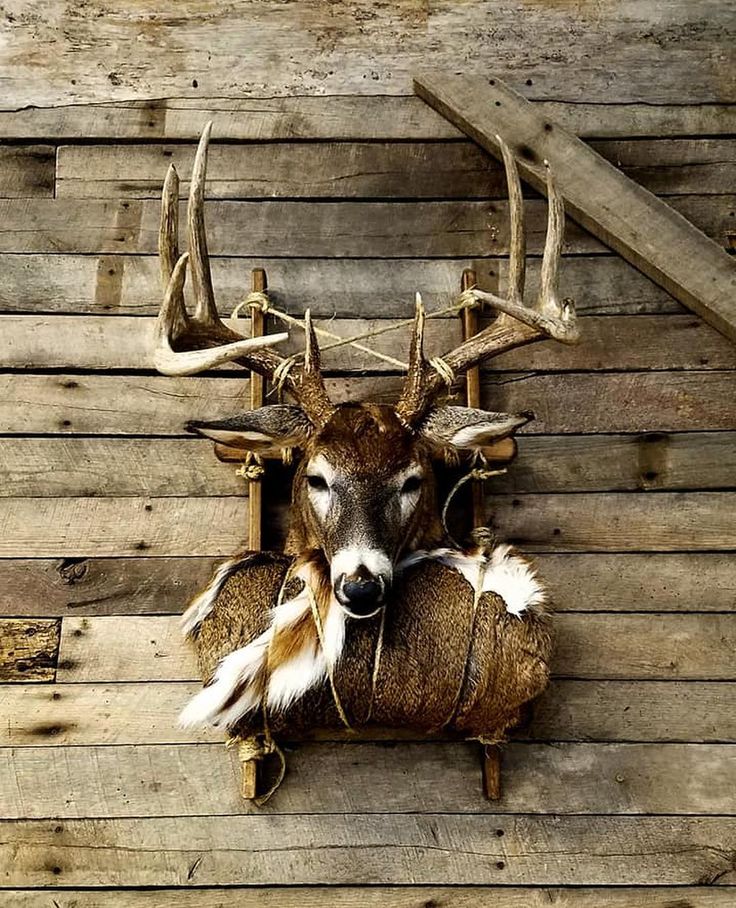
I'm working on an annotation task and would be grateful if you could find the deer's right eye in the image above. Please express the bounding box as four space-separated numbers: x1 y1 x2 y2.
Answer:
307 474 328 491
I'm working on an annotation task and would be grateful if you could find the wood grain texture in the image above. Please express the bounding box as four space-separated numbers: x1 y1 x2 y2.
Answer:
0 497 248 557
3 97 736 141
1 0 732 105
3 681 734 746
4 314 735 372
2 432 735 498
2 371 735 435
2 553 732 617
2 742 734 818
1 492 734 557
0 619 59 681
55 138 736 199
53 613 736 682
2 814 734 886
489 492 736 552
0 145 54 198
0 195 730 256
415 74 736 341
1 888 734 908
0 252 682 317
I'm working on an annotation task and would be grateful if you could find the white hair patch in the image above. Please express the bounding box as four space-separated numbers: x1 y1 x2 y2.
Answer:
398 544 546 617
180 557 244 638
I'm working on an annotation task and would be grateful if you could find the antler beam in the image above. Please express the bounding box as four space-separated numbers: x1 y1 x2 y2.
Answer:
396 136 580 426
153 122 336 428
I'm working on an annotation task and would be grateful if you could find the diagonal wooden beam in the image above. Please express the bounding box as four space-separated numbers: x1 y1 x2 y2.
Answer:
414 73 736 345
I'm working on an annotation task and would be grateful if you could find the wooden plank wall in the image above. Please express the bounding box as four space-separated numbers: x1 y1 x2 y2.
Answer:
1 2 736 904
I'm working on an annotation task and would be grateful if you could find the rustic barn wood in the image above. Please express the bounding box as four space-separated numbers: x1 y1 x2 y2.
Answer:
1 6 735 897
415 74 736 341
0 195 730 256
0 253 685 316
3 814 734 886
3 97 736 141
1 889 734 908
0 146 54 198
1 1 730 106
2 742 734 818
4 681 734 746
51 613 736 684
2 432 735 498
2 492 735 557
55 138 735 199
2 371 734 435
2 553 733 618
4 314 735 371
0 619 59 682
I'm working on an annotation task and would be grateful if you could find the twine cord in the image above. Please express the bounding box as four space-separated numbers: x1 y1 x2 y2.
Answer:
441 458 507 547
230 287 483 377
306 583 353 731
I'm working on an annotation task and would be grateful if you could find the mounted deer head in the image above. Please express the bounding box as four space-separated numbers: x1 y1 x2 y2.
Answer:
155 124 579 620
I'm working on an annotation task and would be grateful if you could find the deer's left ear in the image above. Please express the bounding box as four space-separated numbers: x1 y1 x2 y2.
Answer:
418 406 533 451
186 405 313 453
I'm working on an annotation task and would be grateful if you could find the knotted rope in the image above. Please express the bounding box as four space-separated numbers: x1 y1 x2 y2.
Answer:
441 457 508 547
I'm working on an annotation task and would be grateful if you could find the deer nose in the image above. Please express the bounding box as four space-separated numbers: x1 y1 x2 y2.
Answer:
336 571 385 618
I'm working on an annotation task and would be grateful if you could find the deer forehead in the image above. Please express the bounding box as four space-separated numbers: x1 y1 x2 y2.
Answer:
306 453 422 486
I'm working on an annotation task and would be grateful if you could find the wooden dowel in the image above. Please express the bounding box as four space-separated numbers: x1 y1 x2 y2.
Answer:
461 268 485 529
247 268 267 553
240 756 258 801
482 744 502 800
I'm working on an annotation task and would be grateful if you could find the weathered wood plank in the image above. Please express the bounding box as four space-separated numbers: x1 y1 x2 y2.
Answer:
415 74 736 341
0 195 729 256
2 0 732 106
0 557 222 617
3 97 736 141
0 498 248 557
489 492 736 552
2 553 732 618
0 252 683 317
3 432 734 498
0 492 734 557
55 138 736 199
2 372 734 435
0 145 54 198
1 888 734 908
2 742 734 818
4 680 733 745
4 314 734 372
0 619 59 682
54 613 736 683
2 814 734 886
483 371 736 434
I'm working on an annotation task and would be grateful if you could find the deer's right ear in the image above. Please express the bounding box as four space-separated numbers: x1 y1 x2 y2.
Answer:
186 405 313 452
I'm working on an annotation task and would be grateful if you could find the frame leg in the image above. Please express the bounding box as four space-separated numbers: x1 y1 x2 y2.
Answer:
482 744 502 800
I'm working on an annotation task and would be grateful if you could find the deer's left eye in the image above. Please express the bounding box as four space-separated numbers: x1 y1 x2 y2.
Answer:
401 475 422 495
307 474 329 491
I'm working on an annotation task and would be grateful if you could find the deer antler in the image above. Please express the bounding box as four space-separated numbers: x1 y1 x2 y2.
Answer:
396 136 579 426
154 122 336 428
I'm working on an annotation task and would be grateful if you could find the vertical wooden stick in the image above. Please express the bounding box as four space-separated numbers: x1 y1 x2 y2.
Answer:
241 267 267 801
248 268 266 553
461 268 503 801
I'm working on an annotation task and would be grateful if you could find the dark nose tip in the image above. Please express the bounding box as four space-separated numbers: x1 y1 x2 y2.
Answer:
340 576 383 617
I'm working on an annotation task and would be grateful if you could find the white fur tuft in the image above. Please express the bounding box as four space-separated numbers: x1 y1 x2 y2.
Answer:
180 560 348 728
180 557 242 637
398 544 546 617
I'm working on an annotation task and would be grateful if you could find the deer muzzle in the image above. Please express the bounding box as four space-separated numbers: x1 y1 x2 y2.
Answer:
331 550 391 619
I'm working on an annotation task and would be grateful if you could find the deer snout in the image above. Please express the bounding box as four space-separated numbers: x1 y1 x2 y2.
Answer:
336 570 385 618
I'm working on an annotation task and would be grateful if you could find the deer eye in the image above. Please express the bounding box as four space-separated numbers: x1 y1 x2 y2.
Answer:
400 475 422 495
307 474 329 491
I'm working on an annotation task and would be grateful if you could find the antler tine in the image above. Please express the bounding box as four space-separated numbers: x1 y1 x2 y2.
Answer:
154 253 287 376
498 135 525 305
395 292 429 424
158 163 188 343
293 309 337 427
188 120 219 325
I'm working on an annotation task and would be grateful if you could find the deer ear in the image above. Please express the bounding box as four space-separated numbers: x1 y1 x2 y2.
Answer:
418 405 533 451
186 405 313 452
